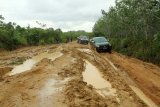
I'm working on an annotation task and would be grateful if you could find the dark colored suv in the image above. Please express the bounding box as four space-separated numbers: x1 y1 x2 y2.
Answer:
90 37 112 53
77 36 89 44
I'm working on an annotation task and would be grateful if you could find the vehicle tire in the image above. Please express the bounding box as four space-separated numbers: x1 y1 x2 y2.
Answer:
108 49 112 53
79 40 82 44
96 48 100 52
108 46 112 53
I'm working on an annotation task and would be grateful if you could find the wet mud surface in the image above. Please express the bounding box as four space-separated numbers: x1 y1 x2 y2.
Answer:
0 42 159 107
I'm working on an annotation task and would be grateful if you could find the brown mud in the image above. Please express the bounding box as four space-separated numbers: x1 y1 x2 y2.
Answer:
0 42 159 107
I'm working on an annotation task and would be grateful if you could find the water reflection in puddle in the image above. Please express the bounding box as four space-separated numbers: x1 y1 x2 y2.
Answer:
9 59 37 76
40 77 70 96
32 51 63 62
9 51 63 76
78 49 92 54
83 60 117 97
39 76 70 107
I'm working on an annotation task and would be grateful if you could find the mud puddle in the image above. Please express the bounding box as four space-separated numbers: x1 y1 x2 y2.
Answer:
39 75 70 107
83 60 118 98
78 48 92 55
9 51 63 76
130 86 158 107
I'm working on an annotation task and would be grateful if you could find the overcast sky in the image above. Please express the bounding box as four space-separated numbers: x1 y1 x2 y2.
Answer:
0 0 115 32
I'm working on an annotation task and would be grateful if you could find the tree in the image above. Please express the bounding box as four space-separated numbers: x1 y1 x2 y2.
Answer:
93 0 160 65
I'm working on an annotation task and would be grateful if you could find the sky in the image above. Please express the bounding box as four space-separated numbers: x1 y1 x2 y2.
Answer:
0 0 115 32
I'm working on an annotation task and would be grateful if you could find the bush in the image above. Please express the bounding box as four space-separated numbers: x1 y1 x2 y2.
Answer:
109 36 160 65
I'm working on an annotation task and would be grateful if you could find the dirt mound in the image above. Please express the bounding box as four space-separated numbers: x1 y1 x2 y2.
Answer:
64 79 108 107
0 67 12 81
58 57 84 78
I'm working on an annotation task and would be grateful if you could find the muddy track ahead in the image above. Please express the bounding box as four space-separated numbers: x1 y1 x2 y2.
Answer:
0 42 159 107
100 52 160 105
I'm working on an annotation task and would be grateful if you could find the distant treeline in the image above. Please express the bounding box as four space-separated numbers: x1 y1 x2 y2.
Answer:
0 15 91 50
93 0 160 65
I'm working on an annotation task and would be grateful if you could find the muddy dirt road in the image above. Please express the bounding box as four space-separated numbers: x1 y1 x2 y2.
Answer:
0 42 160 107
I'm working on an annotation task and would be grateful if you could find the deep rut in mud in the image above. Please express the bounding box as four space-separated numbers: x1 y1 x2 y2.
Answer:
0 43 159 107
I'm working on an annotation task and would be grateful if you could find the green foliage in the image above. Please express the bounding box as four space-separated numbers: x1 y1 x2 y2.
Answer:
0 15 91 50
109 36 160 64
93 0 160 65
62 30 92 43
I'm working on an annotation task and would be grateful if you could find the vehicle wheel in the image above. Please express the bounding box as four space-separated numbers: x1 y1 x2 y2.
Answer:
108 49 112 53
79 40 82 44
96 48 100 52
86 42 89 45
